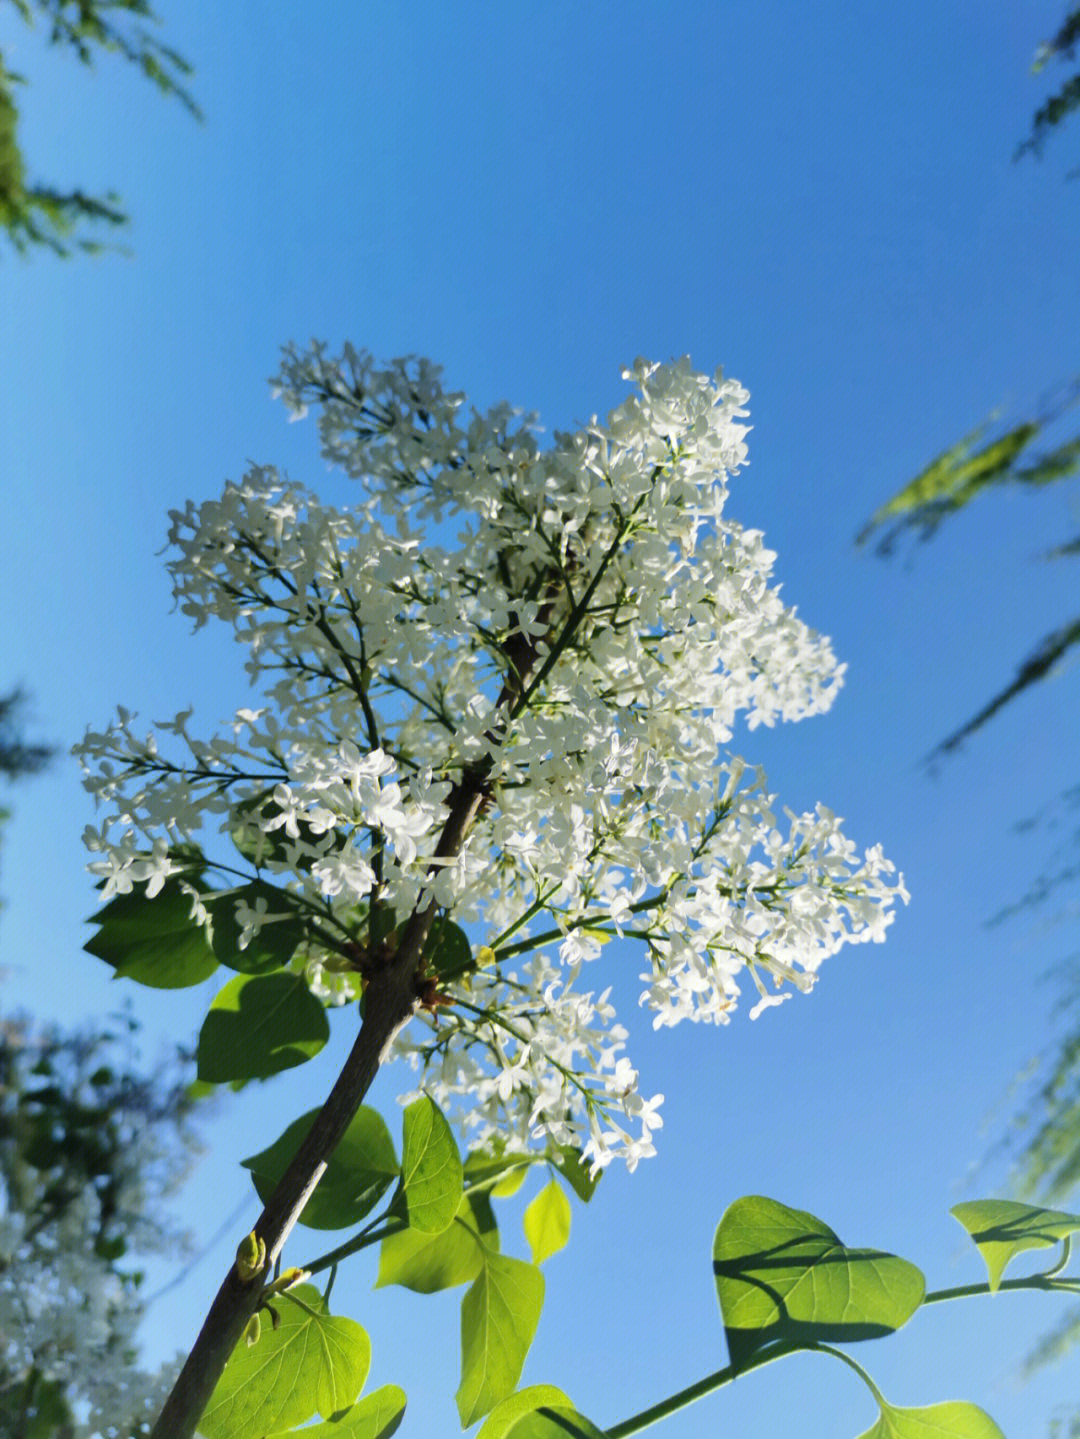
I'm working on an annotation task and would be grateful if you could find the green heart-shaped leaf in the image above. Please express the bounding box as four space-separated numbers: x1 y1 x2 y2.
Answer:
477 1386 575 1439
950 1198 1080 1291
197 972 329 1083
713 1196 926 1370
85 878 219 988
198 1285 369 1439
377 1189 498 1292
523 1180 570 1264
400 1095 463 1233
856 1399 1006 1438
243 1106 399 1230
457 1253 545 1426
266 1383 407 1438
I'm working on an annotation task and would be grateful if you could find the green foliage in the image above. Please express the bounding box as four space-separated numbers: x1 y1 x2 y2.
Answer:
86 876 221 988
476 1387 575 1439
712 1196 925 1371
196 972 329 1083
0 1012 197 1423
425 917 475 982
1018 7 1080 163
550 1146 598 1203
456 1252 545 1426
243 1106 399 1231
0 1371 72 1438
205 883 306 974
0 0 200 257
951 1199 1080 1292
855 1399 1006 1439
399 1095 463 1233
856 412 1080 554
523 1180 571 1265
265 1384 406 1437
376 1189 499 1293
197 1285 370 1439
501 1408 606 1439
463 1147 534 1198
858 390 1080 758
0 688 54 781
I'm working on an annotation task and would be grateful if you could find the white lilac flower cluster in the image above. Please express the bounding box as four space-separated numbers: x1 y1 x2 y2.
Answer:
0 1176 181 1437
75 347 907 1174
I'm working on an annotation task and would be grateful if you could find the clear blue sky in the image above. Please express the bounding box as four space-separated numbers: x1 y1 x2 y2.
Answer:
2 3 1079 1435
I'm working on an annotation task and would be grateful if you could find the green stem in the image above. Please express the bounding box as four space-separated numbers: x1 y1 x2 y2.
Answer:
604 1344 801 1439
604 1269 1080 1438
810 1343 887 1409
923 1273 1080 1304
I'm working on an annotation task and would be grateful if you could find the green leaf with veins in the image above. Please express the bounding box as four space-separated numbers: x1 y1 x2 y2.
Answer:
950 1198 1080 1291
377 1190 498 1292
477 1386 575 1439
265 1383 407 1438
243 1106 399 1229
197 1285 369 1439
85 877 219 988
713 1196 925 1371
400 1095 463 1233
197 972 328 1083
457 1252 545 1426
856 1399 1005 1438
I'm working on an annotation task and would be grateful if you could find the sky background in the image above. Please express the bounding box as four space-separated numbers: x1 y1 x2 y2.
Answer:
2 2 1079 1435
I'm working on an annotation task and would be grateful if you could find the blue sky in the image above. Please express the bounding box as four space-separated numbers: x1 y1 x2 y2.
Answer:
2 2 1079 1434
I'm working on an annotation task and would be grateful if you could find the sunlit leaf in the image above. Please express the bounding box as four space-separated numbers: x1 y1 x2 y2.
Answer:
266 1383 407 1438
551 1147 598 1203
950 1198 1080 1291
243 1106 399 1230
503 1408 606 1439
457 1253 545 1426
523 1181 570 1264
400 1095 463 1233
204 882 305 975
376 1190 498 1292
198 1285 369 1439
85 877 218 988
713 1196 925 1371
856 1398 1006 1438
477 1386 574 1439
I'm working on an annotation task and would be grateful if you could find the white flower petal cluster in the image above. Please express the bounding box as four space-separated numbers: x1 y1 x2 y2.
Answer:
75 346 908 1171
0 1171 181 1437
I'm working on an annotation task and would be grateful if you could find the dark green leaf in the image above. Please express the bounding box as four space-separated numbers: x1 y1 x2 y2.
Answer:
376 1190 498 1293
551 1147 598 1203
85 877 218 988
243 1106 399 1230
204 883 305 975
950 1198 1080 1291
713 1196 925 1371
198 1285 369 1439
457 1253 545 1426
425 918 474 981
197 972 328 1083
400 1095 463 1234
